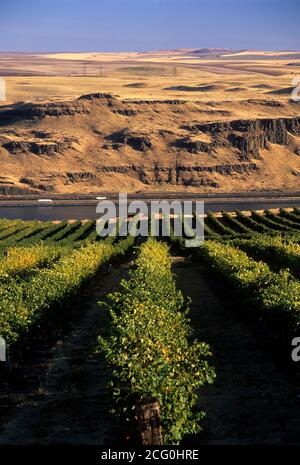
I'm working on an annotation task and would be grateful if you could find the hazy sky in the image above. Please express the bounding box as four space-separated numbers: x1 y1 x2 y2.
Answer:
0 0 299 52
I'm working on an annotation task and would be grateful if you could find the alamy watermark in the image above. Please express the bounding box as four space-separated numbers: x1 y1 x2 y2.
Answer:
291 77 300 102
0 77 6 101
291 337 300 362
95 193 204 247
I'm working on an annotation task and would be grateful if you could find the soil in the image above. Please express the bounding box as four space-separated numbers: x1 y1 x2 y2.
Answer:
0 262 129 445
173 257 300 445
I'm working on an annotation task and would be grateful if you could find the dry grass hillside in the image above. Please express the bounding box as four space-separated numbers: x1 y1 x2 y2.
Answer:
0 49 299 194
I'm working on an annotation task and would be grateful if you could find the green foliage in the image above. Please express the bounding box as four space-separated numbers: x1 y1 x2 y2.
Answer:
98 239 215 444
0 242 115 346
0 222 47 248
265 210 300 231
12 224 50 244
0 243 70 282
54 221 89 244
221 211 254 235
232 235 300 278
235 211 273 234
19 222 67 245
206 212 237 236
251 210 296 233
113 233 136 256
279 209 300 225
200 240 300 331
0 222 27 241
50 221 82 244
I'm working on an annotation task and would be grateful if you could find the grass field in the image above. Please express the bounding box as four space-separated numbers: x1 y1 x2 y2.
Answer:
1 49 299 104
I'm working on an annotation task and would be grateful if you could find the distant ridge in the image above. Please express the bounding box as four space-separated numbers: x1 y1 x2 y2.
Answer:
188 48 236 55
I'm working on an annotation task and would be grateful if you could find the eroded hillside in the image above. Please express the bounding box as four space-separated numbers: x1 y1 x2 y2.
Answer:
0 93 300 194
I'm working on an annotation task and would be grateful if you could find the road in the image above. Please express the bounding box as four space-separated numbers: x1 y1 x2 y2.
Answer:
0 192 300 220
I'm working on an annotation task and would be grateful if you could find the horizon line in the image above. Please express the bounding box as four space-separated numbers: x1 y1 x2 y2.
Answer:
0 47 300 54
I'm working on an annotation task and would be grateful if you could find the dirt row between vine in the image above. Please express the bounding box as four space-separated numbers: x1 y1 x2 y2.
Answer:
173 257 300 445
0 262 129 445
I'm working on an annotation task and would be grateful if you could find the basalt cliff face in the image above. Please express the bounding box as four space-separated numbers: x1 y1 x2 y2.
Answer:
184 117 300 160
0 93 299 194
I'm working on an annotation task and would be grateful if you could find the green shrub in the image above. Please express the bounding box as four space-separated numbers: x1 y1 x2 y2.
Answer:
200 240 300 330
98 239 215 444
0 242 115 346
0 243 70 282
233 235 300 277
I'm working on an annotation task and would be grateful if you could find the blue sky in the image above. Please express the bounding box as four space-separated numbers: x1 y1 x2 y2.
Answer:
0 0 299 52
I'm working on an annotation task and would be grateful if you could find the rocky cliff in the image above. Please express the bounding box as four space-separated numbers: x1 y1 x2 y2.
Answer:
0 93 299 194
182 117 300 160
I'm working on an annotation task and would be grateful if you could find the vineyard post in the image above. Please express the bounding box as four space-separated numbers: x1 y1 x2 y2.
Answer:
136 399 163 445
